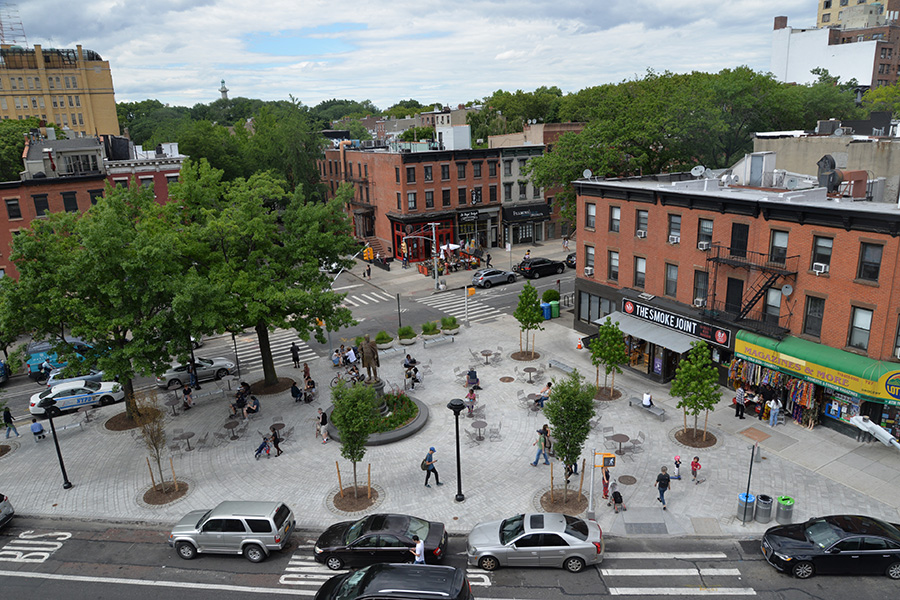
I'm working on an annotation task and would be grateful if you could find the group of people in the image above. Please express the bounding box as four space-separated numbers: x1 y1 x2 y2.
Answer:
291 363 317 403
331 344 358 368
733 382 782 426
255 424 284 459
229 382 260 420
404 354 422 390
4 406 46 441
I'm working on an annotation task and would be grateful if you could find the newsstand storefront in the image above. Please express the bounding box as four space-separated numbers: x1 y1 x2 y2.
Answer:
730 331 900 441
501 204 551 246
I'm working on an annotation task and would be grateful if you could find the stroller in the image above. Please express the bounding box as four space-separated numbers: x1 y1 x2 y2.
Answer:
254 435 271 460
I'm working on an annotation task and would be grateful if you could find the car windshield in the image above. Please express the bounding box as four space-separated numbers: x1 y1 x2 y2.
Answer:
37 389 53 400
805 519 844 548
500 514 525 545
405 516 431 540
197 358 213 367
564 515 589 541
336 566 374 600
196 509 212 528
345 517 369 544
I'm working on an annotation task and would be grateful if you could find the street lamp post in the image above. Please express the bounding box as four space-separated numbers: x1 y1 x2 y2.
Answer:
37 399 72 489
447 398 465 502
231 332 242 379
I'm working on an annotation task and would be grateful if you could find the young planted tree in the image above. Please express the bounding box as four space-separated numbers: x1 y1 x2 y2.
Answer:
330 381 376 499
542 370 597 502
589 317 628 394
513 282 544 358
134 392 172 492
670 341 721 441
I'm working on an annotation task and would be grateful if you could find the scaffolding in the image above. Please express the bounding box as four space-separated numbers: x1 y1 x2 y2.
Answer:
0 3 27 47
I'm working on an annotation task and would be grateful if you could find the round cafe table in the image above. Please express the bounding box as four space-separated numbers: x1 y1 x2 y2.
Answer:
271 422 285 432
224 420 240 440
471 420 488 441
523 367 537 384
164 398 181 417
481 350 493 365
610 433 630 456
175 431 195 451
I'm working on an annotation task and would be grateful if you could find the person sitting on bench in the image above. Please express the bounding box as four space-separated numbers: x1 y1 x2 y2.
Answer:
304 377 318 401
642 392 653 407
31 418 46 440
243 395 260 419
466 370 482 390
291 380 303 403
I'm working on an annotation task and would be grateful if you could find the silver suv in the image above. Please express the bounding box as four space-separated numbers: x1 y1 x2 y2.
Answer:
168 501 295 563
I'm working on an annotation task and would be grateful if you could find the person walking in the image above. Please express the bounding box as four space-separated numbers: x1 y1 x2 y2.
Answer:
531 428 550 466
690 456 702 483
187 360 201 389
3 407 19 438
365 264 372 280
270 425 283 457
290 342 301 369
485 253 492 268
768 396 781 427
317 408 329 443
563 236 569 251
655 466 671 510
424 447 442 487
410 535 425 564
734 384 746 419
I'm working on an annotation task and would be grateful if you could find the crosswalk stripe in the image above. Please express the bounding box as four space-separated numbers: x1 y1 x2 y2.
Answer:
609 588 755 596
604 552 728 560
344 298 358 307
602 568 742 576
351 296 369 305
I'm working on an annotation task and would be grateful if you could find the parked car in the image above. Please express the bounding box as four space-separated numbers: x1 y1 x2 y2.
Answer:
156 356 235 389
25 338 93 374
467 512 603 573
515 257 565 279
471 268 517 289
46 367 105 388
315 563 472 600
168 501 295 563
29 380 124 416
315 513 447 570
565 252 576 269
762 514 900 579
0 493 14 529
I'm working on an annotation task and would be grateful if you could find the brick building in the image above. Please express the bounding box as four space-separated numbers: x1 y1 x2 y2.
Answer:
573 152 900 440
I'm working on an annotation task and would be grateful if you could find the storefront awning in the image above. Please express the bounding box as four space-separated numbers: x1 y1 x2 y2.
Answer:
597 312 697 354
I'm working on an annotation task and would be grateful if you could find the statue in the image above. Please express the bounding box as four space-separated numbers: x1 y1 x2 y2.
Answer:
360 334 380 381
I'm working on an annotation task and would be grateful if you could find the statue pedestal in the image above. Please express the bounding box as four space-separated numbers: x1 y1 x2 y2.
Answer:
364 377 385 398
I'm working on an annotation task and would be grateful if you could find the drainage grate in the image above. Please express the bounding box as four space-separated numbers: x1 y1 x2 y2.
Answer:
617 475 637 485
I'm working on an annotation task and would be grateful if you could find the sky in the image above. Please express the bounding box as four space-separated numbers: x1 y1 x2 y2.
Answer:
15 0 817 110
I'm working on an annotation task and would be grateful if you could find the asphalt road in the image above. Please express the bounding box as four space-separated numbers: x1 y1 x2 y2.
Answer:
0 516 895 600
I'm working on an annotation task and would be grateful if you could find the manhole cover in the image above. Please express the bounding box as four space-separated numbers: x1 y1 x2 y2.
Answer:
617 475 637 485
499 376 514 383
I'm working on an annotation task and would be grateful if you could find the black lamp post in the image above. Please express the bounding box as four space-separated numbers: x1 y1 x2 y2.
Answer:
37 399 72 489
447 398 465 502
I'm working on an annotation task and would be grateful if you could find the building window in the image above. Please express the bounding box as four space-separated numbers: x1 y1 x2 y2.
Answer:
840 0 848 5
364 164 368 178
769 230 789 264
503 183 512 201
634 257 646 288
457 163 466 179
857 242 883 281
396 192 401 210
823 0 832 8
5 198 21 219
348 162 353 177
425 190 434 208
458 188 467 205
10 77 16 90
407 192 416 210
693 270 709 304
730 222 749 257
503 160 512 176
608 251 619 281
609 206 620 232
636 210 648 234
848 307 873 350
473 162 482 178
32 194 49 216
894 316 900 358
579 291 615 324
489 162 497 177
395 167 400 183
442 189 451 206
698 218 713 245
518 182 527 199
585 203 596 229
74 96 80 107
424 165 432 182
441 164 450 180
585 245 595 269
882 47 893 59
88 189 103 205
812 236 833 268
533 185 540 199
803 296 825 337
822 13 831 22
668 214 681 239
764 288 781 323
665 263 678 297
62 191 78 212
489 185 497 203
518 158 527 172
406 166 415 183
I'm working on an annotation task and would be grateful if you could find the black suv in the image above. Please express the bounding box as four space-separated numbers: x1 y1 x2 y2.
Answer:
516 257 565 279
316 563 472 600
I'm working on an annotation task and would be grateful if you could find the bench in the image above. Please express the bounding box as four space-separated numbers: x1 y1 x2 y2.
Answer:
423 336 454 349
628 397 666 421
548 359 575 375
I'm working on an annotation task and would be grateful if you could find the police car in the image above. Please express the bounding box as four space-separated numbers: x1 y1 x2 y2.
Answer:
30 380 125 416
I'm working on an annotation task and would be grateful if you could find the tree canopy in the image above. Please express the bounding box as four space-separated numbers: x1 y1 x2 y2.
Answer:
542 369 596 500
513 282 544 357
670 341 721 440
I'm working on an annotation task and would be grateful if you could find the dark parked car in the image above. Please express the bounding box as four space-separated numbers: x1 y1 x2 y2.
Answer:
565 253 576 269
516 257 565 279
762 514 900 579
315 563 472 600
314 513 447 570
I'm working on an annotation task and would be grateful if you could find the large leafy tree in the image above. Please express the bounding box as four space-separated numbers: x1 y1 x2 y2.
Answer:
0 117 45 181
330 381 376 498
670 341 721 441
250 98 327 194
513 282 544 357
543 369 596 501
399 126 435 142
589 317 627 394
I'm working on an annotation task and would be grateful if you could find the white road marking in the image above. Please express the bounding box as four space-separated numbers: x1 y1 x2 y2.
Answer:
609 588 755 596
331 284 362 291
350 296 368 305
465 572 491 586
602 568 742 576
604 552 728 560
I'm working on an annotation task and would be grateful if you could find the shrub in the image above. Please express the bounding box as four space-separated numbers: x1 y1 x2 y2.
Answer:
375 330 393 344
398 325 416 339
441 316 459 329
421 321 440 335
370 393 418 432
542 289 561 303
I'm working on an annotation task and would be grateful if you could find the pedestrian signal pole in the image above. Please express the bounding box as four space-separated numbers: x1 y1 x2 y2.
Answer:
587 450 616 520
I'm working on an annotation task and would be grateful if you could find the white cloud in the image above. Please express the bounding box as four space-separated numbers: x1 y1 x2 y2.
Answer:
17 0 815 109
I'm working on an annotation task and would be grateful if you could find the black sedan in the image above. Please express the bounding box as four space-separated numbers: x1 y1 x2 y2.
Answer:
762 514 900 579
314 513 447 570
516 257 565 279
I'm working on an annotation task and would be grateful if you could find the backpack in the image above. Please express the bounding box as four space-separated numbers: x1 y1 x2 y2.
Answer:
420 458 428 471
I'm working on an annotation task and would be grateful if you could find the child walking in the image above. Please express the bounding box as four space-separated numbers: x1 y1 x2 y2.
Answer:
691 456 702 483
609 481 627 513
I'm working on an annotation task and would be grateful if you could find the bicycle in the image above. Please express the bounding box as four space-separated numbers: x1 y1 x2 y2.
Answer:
331 369 364 388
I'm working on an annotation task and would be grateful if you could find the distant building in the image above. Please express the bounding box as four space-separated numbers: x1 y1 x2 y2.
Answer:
816 0 900 29
0 44 119 136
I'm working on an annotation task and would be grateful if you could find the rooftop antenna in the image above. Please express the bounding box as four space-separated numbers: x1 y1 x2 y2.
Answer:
0 3 27 46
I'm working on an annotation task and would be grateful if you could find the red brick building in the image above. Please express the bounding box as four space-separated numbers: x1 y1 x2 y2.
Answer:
573 156 900 440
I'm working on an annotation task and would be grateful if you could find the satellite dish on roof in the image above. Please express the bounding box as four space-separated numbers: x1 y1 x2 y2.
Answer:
703 168 714 179
781 284 793 297
834 127 844 136
785 176 800 190
690 165 705 177
583 169 593 178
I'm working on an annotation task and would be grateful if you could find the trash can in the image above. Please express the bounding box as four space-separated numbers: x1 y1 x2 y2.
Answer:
550 300 560 318
541 302 551 320
775 495 794 524
755 494 774 524
737 493 755 522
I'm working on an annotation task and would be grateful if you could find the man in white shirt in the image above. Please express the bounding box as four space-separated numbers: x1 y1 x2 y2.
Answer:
642 392 653 407
410 535 425 564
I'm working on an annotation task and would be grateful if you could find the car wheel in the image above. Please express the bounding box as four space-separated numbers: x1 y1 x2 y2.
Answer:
557 265 565 274
791 560 814 579
176 541 197 560
564 556 585 573
483 280 492 288
47 406 61 418
215 369 228 380
532 271 541 279
478 555 499 571
507 275 515 283
325 555 344 570
243 543 266 563
167 379 182 390
98 395 114 406
887 561 900 579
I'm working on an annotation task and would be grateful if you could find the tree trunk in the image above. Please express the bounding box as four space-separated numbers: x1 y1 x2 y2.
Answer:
155 456 167 493
519 330 523 353
610 369 617 396
702 410 710 441
123 379 138 421
352 461 359 499
682 408 687 434
693 412 699 439
595 365 600 388
256 320 278 386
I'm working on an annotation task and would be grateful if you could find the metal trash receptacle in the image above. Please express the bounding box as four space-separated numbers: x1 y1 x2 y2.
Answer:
737 493 755 522
755 494 773 523
541 302 551 320
775 495 794 524
550 301 560 318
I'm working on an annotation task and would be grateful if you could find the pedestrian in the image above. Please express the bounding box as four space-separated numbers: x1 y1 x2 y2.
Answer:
3 407 19 438
734 384 745 419
524 249 531 261
757 385 767 421
655 466 671 510
563 236 569 251
30 418 45 440
601 465 610 499
182 384 194 410
464 387 477 417
303 362 311 381
317 408 329 443
768 396 780 427
366 264 372 279
485 253 492 268
531 428 550 466
187 360 201 389
410 535 425 564
423 446 442 487
672 456 682 480
534 382 551 408
642 392 653 407
691 456 702 483
270 425 283 457
291 342 300 369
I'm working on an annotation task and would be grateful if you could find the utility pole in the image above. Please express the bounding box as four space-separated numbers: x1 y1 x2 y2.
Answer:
430 222 439 291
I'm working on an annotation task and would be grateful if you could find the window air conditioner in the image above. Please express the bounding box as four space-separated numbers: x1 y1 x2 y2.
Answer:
636 230 647 238
584 266 594 277
697 241 711 251
812 262 829 275
896 347 900 359
668 235 680 244
693 298 706 308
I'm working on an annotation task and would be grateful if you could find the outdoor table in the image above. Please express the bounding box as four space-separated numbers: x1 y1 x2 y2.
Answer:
78 406 97 422
271 422 285 431
472 420 487 441
610 433 630 456
481 350 493 365
523 367 537 383
175 431 195 451
527 393 541 411
224 420 240 440
164 398 181 417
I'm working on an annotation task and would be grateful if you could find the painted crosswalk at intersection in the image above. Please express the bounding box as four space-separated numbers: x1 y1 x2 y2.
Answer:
416 293 502 324
234 328 318 374
343 290 395 307
601 550 755 596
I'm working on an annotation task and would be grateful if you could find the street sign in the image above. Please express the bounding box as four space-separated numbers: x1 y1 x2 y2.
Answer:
594 452 616 468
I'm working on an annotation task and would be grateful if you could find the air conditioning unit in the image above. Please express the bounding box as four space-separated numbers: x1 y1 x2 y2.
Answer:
812 262 830 275
584 266 594 277
668 235 680 245
636 230 647 238
693 298 706 308
697 241 711 251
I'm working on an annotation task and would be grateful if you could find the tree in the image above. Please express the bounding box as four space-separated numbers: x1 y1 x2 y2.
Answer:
589 317 628 394
330 380 376 498
670 341 721 441
542 370 596 502
398 126 435 142
250 98 327 194
347 120 372 140
0 117 44 181
134 391 173 492
513 282 544 358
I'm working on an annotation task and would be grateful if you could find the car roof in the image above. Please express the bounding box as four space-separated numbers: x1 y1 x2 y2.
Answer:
361 513 412 533
821 515 900 541
357 563 463 597
49 380 93 391
523 512 567 533
208 501 285 519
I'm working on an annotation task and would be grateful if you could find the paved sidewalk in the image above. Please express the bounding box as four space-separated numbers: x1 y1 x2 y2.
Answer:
2 238 899 539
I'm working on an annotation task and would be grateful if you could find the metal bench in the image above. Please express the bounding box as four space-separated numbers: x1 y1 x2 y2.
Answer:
548 359 575 374
423 336 454 349
628 397 666 421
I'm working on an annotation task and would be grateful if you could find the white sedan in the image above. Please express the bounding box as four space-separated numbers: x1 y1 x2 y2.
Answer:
30 380 125 416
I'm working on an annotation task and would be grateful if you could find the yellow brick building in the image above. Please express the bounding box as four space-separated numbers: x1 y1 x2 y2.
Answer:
0 44 119 136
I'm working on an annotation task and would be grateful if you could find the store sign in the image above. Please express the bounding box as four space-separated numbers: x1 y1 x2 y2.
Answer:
458 210 479 223
622 300 731 347
502 205 551 223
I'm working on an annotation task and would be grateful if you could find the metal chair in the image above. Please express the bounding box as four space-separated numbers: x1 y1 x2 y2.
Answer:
464 429 481 447
488 421 502 441
168 442 182 457
625 431 645 454
213 432 228 446
473 403 486 419
602 426 618 451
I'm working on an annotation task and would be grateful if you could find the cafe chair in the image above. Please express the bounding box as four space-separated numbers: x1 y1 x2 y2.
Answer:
625 431 645 454
464 429 481 447
488 421 502 441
